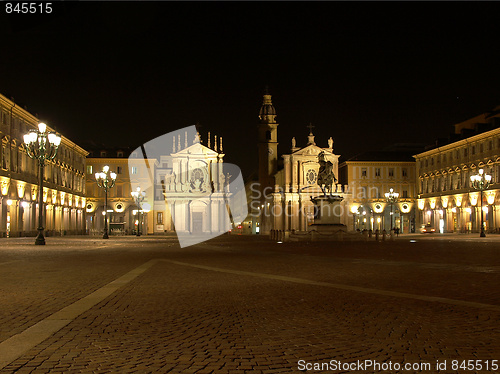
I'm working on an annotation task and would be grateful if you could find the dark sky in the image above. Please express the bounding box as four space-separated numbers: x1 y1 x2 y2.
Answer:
2 2 500 177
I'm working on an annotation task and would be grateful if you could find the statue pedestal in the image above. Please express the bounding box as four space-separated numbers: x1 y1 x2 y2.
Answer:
309 195 347 235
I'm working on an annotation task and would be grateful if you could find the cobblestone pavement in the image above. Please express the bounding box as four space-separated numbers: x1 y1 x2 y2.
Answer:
0 235 500 373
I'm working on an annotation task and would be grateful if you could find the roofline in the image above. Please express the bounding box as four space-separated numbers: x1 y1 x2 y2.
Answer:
339 160 415 167
413 126 500 159
0 93 89 156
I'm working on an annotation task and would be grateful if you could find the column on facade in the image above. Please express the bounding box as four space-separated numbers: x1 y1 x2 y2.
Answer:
210 197 218 234
10 200 18 236
297 161 301 191
298 197 303 231
292 160 298 192
284 157 291 193
17 201 26 234
0 197 5 235
291 197 299 231
493 205 498 232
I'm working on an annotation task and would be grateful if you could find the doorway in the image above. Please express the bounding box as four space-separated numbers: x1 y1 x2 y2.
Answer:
192 212 203 234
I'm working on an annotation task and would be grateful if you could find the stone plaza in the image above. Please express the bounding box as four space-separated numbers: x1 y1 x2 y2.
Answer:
0 234 499 373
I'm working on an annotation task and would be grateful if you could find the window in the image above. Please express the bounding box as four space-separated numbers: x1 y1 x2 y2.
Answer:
489 141 492 151
116 166 122 174
480 143 483 153
100 151 107 157
305 169 317 184
361 168 367 177
157 212 163 225
375 168 381 177
389 168 394 177
464 148 468 157
431 158 434 166
117 151 124 157
131 166 138 174
86 165 92 174
472 146 475 155
402 168 407 177
402 190 408 198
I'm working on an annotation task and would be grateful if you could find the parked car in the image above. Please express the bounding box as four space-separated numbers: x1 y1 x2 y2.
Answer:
420 224 435 233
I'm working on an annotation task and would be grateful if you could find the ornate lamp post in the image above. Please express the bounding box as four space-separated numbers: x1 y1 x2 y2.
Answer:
470 168 491 237
95 166 116 239
131 187 146 236
23 123 61 245
385 188 399 231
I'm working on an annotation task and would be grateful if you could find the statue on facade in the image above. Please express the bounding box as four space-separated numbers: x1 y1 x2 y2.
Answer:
317 151 337 196
328 137 333 149
291 137 296 149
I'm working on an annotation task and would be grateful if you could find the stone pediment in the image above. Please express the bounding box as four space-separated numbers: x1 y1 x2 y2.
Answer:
172 142 219 157
291 144 332 157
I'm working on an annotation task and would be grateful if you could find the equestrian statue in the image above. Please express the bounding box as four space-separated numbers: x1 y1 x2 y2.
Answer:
317 151 337 196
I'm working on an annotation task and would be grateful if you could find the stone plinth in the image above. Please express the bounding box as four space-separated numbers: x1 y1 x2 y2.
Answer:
310 195 346 227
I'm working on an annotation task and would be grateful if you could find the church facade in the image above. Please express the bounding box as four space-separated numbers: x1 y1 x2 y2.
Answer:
255 92 350 234
127 126 234 242
154 136 230 236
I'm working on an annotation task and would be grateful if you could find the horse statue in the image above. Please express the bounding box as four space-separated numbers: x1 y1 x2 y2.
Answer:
317 151 337 196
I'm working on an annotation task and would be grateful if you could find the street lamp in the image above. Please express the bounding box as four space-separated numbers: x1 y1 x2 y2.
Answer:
131 187 146 236
470 168 491 237
385 188 399 231
23 123 61 245
95 166 116 239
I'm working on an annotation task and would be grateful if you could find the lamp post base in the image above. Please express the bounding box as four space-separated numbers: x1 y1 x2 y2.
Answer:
103 230 109 239
480 230 486 237
35 231 46 245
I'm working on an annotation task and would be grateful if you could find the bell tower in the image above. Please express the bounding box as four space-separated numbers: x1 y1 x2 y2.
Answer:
257 88 278 234
258 88 278 193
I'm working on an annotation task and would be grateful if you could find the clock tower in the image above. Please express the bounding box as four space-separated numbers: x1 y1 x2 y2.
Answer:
258 89 278 234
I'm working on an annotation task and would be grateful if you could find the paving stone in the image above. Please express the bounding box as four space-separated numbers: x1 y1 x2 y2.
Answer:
1 236 500 372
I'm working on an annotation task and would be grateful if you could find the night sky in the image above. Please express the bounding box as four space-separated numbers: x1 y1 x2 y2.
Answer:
1 2 500 177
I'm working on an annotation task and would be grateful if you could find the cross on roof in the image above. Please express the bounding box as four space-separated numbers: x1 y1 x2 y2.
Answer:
307 123 315 134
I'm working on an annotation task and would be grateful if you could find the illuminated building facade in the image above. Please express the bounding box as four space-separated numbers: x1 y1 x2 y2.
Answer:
85 148 155 235
339 151 417 233
415 109 500 233
153 135 228 235
0 94 88 237
86 132 228 236
256 91 349 234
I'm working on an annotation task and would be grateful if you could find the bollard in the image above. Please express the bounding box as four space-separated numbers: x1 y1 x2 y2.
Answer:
375 229 379 241
382 229 386 241
368 229 373 239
